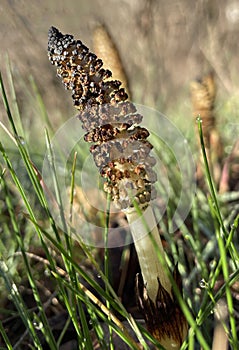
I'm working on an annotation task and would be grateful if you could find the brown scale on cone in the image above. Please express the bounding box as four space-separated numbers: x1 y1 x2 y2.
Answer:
48 27 157 210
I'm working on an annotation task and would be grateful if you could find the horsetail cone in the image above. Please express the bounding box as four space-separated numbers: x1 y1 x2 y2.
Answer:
47 26 156 211
48 27 188 348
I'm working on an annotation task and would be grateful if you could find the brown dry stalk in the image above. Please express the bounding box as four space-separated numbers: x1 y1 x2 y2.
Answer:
48 26 187 349
93 24 130 96
190 72 223 186
219 139 239 193
212 299 228 350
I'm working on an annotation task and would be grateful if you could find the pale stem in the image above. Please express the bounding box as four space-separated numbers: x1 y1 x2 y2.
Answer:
126 205 172 303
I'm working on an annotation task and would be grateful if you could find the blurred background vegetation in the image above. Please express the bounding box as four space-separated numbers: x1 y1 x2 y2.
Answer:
0 1 239 348
0 0 239 136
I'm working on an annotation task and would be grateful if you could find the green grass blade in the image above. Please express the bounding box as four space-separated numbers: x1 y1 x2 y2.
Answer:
197 117 239 348
0 260 43 349
0 319 13 350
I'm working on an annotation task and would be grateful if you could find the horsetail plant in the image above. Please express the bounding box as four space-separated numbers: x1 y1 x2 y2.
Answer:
48 26 188 349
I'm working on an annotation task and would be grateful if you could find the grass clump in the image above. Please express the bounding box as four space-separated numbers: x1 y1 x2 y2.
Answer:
0 49 239 350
